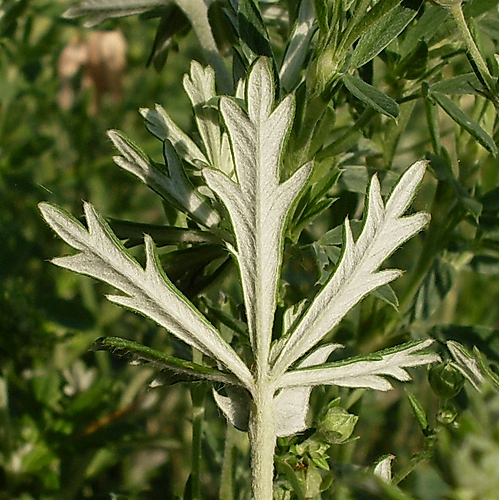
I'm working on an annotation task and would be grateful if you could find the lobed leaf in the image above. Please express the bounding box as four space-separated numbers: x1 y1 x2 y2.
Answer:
203 59 312 362
38 201 253 390
277 340 439 391
272 161 430 377
108 130 220 228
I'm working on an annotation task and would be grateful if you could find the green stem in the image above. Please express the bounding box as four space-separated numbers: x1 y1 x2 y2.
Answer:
189 352 207 500
219 425 239 500
447 3 496 95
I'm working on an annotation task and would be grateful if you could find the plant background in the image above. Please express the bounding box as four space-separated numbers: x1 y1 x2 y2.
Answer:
2 0 499 499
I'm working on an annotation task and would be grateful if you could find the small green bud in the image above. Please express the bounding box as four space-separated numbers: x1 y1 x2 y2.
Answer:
308 48 340 94
318 406 358 444
428 362 465 399
437 402 459 425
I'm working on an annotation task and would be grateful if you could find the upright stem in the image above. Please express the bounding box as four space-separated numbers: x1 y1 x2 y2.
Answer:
447 3 496 96
248 382 277 500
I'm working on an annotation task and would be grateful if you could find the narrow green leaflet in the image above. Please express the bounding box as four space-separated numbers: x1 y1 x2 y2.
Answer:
278 340 439 391
93 336 243 386
272 160 430 377
430 73 481 95
342 74 399 119
350 0 422 69
38 202 253 390
107 218 221 247
238 0 274 60
203 59 312 362
108 130 221 228
279 0 317 91
430 92 498 155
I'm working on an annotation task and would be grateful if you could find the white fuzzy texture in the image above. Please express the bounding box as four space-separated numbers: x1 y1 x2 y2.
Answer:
204 59 312 367
39 201 252 390
278 340 440 391
272 160 431 378
108 130 220 228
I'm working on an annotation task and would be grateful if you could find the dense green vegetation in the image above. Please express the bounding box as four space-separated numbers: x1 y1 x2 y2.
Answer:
2 0 499 499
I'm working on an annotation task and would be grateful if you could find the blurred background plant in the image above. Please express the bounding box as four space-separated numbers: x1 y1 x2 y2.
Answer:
1 0 499 499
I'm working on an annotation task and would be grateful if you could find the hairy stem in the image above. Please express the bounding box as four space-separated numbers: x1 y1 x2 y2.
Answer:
249 383 276 500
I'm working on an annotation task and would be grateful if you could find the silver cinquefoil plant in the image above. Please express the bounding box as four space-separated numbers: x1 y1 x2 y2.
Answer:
40 58 439 499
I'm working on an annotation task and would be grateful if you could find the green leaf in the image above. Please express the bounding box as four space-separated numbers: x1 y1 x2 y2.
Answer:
405 390 430 435
411 257 456 321
350 0 423 69
430 73 482 95
238 0 274 60
343 0 405 50
107 218 221 247
93 336 242 385
399 5 448 56
145 3 190 71
313 0 328 34
371 283 399 310
430 92 498 155
272 161 430 376
465 0 499 18
342 74 400 119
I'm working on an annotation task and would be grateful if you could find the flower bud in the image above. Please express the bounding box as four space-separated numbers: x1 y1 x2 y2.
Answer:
437 402 459 425
318 406 358 444
428 362 465 399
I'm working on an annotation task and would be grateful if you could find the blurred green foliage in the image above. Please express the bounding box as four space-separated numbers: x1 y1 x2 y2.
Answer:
2 0 499 499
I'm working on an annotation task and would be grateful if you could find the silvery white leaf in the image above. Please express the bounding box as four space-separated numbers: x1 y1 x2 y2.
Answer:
447 340 485 391
108 130 220 228
213 344 341 436
62 0 166 27
373 454 394 483
272 161 430 376
274 344 340 437
203 59 312 363
139 104 208 167
213 386 251 432
183 61 232 174
277 340 439 391
39 201 253 390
